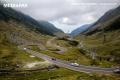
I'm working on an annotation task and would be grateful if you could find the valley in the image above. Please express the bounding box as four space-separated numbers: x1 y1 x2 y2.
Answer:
0 3 120 80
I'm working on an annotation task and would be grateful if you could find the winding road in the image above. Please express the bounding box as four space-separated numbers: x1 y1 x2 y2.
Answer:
18 45 117 74
46 37 67 54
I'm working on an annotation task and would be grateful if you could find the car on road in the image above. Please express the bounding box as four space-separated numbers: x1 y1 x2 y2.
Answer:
113 68 120 74
71 63 79 67
51 58 56 61
23 48 27 50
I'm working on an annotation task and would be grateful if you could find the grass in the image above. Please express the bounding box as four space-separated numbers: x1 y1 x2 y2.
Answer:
27 45 41 52
0 20 120 80
41 48 91 66
0 21 48 70
31 38 92 66
0 41 44 69
76 29 120 67
55 38 79 47
0 67 119 80
31 38 116 67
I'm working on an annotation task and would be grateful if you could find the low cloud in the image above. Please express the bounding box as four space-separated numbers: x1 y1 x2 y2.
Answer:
3 0 120 32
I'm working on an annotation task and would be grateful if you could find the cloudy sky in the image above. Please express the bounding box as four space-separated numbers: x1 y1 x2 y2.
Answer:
3 0 120 33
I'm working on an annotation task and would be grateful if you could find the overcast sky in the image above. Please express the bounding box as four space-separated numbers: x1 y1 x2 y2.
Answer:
3 0 120 33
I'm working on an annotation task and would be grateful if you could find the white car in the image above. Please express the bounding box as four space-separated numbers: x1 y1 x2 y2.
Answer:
24 48 27 50
113 69 120 73
71 63 79 67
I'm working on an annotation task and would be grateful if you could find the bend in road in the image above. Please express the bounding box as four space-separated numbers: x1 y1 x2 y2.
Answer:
19 46 117 74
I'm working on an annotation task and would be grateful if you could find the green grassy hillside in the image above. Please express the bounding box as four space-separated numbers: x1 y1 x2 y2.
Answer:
76 28 120 68
76 6 120 68
0 4 120 80
0 20 51 69
1 20 120 80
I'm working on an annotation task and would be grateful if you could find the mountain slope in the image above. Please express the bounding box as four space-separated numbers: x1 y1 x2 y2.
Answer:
70 24 91 36
38 21 63 35
83 6 120 35
0 3 63 70
76 6 120 66
0 4 53 69
0 4 63 35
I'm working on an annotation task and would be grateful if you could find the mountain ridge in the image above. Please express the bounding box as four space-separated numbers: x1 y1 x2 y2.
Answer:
82 6 120 35
70 24 91 36
0 4 63 35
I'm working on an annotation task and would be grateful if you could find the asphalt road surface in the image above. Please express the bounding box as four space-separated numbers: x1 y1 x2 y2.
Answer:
46 37 67 54
19 46 117 74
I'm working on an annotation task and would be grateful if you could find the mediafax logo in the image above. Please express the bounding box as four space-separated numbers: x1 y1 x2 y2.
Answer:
0 0 28 8
3 3 28 8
